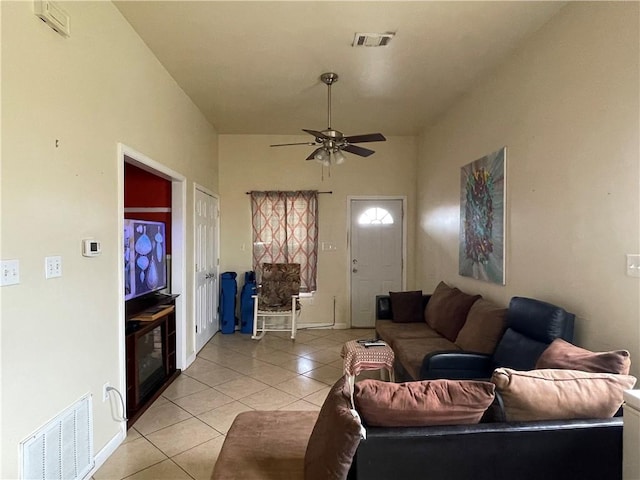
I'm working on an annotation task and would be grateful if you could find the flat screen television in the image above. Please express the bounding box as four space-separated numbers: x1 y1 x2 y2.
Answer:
124 219 167 301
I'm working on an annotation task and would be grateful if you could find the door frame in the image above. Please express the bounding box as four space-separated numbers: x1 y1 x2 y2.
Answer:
193 183 220 352
117 143 188 405
346 195 407 327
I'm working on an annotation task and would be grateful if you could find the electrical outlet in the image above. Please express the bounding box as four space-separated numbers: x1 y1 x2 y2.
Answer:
627 254 640 278
102 382 110 402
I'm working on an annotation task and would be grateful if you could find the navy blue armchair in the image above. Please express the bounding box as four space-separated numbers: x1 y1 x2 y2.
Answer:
420 296 575 380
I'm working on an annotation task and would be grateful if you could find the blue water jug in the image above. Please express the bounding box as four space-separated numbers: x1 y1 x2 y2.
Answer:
240 271 257 334
220 272 238 334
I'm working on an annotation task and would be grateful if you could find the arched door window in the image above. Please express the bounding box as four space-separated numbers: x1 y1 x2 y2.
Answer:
358 207 394 225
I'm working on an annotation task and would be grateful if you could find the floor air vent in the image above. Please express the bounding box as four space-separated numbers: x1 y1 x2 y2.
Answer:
20 394 94 480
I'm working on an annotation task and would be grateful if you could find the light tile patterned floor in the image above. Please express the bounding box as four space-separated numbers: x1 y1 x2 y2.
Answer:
94 327 376 480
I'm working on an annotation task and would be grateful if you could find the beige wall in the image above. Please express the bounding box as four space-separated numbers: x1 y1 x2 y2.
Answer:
416 2 640 376
1 2 217 477
219 134 417 327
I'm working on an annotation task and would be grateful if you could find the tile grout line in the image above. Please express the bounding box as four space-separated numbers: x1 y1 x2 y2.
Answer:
98 328 376 480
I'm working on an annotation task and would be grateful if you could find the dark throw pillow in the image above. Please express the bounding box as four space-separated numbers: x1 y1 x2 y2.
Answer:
304 376 363 480
536 338 631 374
354 379 495 427
389 290 423 323
424 281 481 341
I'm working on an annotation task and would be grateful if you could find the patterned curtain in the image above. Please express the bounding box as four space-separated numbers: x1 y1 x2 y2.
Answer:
251 191 318 292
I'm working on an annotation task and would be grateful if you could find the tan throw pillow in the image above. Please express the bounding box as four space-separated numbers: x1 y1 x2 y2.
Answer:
536 338 631 374
354 379 495 427
455 299 507 354
304 376 362 480
491 367 637 422
389 290 423 323
424 281 481 341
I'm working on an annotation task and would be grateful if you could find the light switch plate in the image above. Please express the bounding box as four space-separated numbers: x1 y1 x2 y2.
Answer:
322 242 337 252
45 255 62 279
626 254 640 277
1 259 20 286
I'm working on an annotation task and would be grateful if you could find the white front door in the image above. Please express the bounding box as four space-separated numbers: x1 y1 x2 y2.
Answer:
350 199 404 328
195 188 219 352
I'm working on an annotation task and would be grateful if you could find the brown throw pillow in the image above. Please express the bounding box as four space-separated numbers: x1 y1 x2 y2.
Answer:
455 299 507 354
304 376 362 480
389 290 423 323
491 367 637 422
536 338 631 374
354 379 495 427
424 281 481 341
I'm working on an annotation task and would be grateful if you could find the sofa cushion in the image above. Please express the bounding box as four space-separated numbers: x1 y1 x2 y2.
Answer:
354 378 495 427
212 410 318 480
491 367 637 422
389 290 424 323
304 376 362 480
424 281 481 341
394 337 461 380
376 320 442 347
455 299 507 354
535 338 631 374
505 296 574 344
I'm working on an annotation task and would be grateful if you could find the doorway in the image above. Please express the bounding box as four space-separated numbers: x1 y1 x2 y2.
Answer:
194 186 220 352
349 197 405 328
118 144 187 399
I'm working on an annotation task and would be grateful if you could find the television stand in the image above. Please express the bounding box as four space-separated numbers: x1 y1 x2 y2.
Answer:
125 294 180 428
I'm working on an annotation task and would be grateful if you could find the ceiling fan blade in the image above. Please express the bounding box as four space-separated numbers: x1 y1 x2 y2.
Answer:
344 133 386 143
306 148 324 161
302 129 329 140
342 144 375 157
270 142 316 147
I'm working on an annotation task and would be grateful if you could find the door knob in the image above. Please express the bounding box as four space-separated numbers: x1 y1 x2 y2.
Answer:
352 268 358 273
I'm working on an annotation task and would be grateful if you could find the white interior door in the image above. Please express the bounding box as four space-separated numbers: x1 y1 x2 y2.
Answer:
195 188 219 352
350 199 404 328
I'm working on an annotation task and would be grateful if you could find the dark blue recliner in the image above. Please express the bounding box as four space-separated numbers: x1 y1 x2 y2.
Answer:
420 296 575 380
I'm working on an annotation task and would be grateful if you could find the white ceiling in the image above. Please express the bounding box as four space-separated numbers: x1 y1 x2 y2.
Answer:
115 1 566 136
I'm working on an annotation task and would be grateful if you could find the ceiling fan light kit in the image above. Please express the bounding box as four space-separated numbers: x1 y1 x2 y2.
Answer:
270 72 386 167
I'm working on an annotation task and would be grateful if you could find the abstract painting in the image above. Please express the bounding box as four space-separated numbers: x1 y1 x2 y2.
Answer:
459 147 506 285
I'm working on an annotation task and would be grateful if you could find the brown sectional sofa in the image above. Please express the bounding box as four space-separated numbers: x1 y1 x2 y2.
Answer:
376 282 509 380
212 284 634 480
213 375 629 480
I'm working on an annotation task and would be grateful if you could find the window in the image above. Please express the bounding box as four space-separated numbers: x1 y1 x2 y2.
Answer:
358 207 394 225
250 191 318 292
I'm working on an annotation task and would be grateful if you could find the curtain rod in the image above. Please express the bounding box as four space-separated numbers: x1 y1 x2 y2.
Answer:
245 191 333 194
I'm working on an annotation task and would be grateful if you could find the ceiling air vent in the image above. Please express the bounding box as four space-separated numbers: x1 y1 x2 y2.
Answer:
352 32 395 47
34 0 70 37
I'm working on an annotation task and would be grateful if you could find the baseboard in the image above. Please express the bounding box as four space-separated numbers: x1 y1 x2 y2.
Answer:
185 352 197 369
298 322 333 329
298 322 349 330
85 424 126 479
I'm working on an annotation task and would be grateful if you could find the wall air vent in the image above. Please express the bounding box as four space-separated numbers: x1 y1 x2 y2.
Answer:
34 0 70 37
352 32 395 47
20 394 94 480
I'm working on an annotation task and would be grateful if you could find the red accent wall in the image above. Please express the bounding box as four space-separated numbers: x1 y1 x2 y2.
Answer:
124 162 172 252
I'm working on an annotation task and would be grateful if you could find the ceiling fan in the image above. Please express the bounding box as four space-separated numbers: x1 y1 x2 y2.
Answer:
270 72 386 166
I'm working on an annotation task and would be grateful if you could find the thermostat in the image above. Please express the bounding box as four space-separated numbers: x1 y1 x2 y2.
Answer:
82 239 101 257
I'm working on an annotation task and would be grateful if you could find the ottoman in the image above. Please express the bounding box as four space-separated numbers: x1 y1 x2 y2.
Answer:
211 410 318 480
